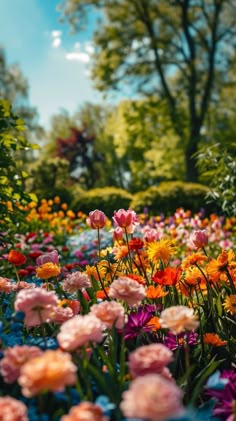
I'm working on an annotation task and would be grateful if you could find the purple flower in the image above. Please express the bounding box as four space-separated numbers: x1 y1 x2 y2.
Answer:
36 250 59 266
124 308 153 339
164 331 198 351
207 370 236 420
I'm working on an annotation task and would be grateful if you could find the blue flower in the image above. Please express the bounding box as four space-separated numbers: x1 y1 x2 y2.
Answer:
205 370 229 391
95 395 116 415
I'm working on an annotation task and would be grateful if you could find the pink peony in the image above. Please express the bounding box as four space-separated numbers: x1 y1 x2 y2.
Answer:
14 287 58 327
57 314 104 351
120 374 184 421
18 350 77 397
128 343 173 378
61 402 109 421
62 271 91 293
90 301 126 329
160 305 199 334
36 249 59 266
112 209 139 234
0 396 28 421
50 305 74 324
0 345 43 383
108 277 146 307
86 210 107 229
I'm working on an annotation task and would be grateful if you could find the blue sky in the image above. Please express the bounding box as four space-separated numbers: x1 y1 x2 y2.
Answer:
0 0 105 127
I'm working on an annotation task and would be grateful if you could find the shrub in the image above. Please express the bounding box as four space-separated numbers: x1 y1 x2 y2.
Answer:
71 187 133 217
131 181 217 215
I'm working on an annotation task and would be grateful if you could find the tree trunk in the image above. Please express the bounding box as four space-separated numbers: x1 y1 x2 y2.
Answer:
185 130 200 182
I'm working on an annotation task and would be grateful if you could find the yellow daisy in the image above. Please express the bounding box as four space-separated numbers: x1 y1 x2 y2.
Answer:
223 295 236 315
147 238 176 265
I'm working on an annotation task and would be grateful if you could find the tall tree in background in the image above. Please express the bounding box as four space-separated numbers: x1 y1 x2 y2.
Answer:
58 0 236 181
0 48 42 136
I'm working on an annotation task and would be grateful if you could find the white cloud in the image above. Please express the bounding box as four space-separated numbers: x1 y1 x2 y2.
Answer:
85 43 95 54
52 37 61 48
65 52 90 63
51 30 62 38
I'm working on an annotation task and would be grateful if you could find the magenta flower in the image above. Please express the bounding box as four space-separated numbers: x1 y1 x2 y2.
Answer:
36 249 59 266
124 308 153 339
207 370 236 420
164 331 198 351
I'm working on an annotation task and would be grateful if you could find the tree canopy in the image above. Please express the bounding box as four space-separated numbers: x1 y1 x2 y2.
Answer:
58 0 236 181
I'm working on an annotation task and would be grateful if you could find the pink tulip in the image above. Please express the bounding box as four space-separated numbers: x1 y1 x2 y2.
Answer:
36 250 59 266
86 210 107 229
113 209 139 233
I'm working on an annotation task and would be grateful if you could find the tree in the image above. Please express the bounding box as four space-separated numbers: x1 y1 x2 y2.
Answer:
0 48 42 136
58 0 236 181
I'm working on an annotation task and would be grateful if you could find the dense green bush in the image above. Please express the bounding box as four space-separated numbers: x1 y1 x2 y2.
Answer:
71 187 133 217
131 181 218 215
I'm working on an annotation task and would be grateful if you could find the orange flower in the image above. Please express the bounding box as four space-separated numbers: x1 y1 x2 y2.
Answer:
126 274 146 285
96 288 110 300
206 250 236 281
146 285 169 299
223 295 236 315
7 250 26 266
61 402 108 421
112 245 129 260
203 333 227 347
181 253 208 270
36 262 61 279
146 316 161 332
152 267 182 286
85 265 106 283
18 350 77 397
184 266 206 286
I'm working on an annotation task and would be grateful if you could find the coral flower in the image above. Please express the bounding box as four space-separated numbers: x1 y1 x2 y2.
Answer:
14 288 58 327
152 267 182 286
128 343 173 378
146 285 169 299
223 295 236 315
206 249 236 281
86 209 107 229
160 305 199 334
0 396 28 421
90 301 126 329
108 277 146 307
203 333 227 347
61 402 109 421
0 345 43 383
62 271 91 293
57 314 104 351
120 374 184 421
7 250 26 266
18 350 77 397
147 239 176 266
0 277 12 293
126 273 145 285
36 262 61 279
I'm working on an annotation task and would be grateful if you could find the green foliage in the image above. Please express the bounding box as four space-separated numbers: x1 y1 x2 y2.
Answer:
0 99 37 239
71 187 133 217
196 144 236 216
26 157 73 202
131 181 214 215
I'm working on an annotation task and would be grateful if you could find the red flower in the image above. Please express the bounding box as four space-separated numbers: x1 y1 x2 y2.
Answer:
152 267 182 286
7 250 26 266
28 251 43 260
18 269 29 277
129 238 144 251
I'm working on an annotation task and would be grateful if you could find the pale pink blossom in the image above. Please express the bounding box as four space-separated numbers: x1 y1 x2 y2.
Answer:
160 305 199 334
86 210 107 229
90 301 126 329
144 228 160 243
61 402 109 421
113 209 139 234
14 287 58 327
0 277 13 293
0 396 28 421
36 249 59 266
128 343 173 378
120 374 184 421
108 277 146 307
189 229 208 249
57 314 104 351
0 345 43 383
62 271 91 293
18 350 77 397
50 305 74 324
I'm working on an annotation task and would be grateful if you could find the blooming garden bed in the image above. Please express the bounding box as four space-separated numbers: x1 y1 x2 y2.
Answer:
0 200 235 421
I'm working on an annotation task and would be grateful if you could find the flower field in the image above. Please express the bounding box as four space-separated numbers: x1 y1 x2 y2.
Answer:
0 199 236 421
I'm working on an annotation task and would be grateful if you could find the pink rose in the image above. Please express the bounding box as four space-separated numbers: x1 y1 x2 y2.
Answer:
62 271 91 293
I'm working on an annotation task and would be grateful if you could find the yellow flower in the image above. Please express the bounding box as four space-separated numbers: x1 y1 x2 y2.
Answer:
36 262 61 280
223 295 236 315
147 239 176 265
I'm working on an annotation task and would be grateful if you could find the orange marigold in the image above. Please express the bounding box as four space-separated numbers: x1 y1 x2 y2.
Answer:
203 333 227 347
181 253 208 270
223 295 236 315
36 262 61 279
146 285 169 299
206 250 236 282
